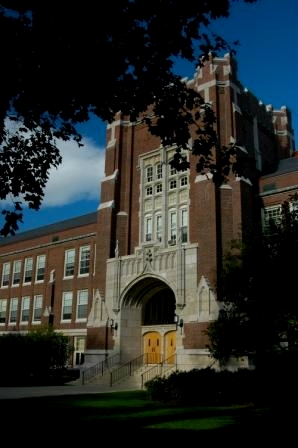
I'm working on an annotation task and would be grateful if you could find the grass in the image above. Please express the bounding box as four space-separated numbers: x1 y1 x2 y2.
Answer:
2 389 295 445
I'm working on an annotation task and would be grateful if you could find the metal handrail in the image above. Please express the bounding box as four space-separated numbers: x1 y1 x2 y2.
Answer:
110 353 148 386
141 354 177 388
81 353 120 385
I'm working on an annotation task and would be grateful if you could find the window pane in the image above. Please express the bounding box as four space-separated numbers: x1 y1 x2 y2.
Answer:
0 299 7 324
79 246 90 275
36 255 46 281
1 263 10 287
64 249 75 277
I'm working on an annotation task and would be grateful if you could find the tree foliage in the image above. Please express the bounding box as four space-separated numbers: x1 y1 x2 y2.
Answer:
0 327 74 385
207 193 298 365
0 0 257 236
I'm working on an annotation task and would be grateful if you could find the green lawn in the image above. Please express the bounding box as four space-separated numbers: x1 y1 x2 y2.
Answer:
2 390 294 445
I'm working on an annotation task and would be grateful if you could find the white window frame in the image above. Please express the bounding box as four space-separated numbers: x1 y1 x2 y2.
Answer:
12 260 22 287
1 262 10 288
35 255 46 282
79 246 90 276
62 291 73 321
21 296 30 323
76 289 88 321
23 257 33 284
32 294 43 323
9 298 18 324
263 205 281 234
64 249 75 278
0 299 7 325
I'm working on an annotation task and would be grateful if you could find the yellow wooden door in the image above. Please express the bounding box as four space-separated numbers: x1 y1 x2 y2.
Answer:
164 331 176 364
143 331 161 364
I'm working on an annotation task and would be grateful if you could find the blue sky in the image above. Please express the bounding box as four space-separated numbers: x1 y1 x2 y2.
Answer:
16 0 298 232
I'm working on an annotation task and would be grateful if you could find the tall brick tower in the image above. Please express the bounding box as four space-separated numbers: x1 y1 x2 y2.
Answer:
86 53 294 370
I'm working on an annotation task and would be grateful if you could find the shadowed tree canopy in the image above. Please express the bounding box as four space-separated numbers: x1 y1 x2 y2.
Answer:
0 0 257 236
206 193 298 365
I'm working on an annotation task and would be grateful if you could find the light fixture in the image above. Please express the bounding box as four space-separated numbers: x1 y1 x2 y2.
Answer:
110 318 118 332
174 314 183 333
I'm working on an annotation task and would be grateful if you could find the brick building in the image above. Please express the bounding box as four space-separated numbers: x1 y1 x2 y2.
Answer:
0 53 297 372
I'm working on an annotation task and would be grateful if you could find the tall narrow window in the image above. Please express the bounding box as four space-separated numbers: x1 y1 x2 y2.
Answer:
12 260 22 286
77 289 88 320
62 291 73 321
33 295 43 323
23 257 33 284
169 211 177 244
156 163 163 179
170 165 176 176
21 296 30 323
9 298 18 324
79 246 90 276
181 209 188 243
146 166 153 182
156 215 162 242
0 299 7 324
1 263 10 287
145 216 152 241
64 249 75 277
35 255 46 282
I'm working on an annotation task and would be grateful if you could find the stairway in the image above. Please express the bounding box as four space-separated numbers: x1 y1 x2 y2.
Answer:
71 355 177 392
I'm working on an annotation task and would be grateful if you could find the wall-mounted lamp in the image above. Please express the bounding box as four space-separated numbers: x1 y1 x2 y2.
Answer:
110 318 118 332
174 314 184 334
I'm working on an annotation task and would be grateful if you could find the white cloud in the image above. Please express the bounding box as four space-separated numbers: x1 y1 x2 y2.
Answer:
42 137 105 207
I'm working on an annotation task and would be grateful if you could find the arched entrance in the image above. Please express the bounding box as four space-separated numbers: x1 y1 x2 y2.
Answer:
121 277 177 364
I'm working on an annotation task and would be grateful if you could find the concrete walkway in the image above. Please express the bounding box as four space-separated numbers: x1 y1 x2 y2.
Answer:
0 382 140 400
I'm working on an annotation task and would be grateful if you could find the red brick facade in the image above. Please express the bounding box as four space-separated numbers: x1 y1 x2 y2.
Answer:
0 53 297 370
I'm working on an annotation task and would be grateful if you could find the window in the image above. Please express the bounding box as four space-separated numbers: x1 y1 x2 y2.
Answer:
156 183 162 193
79 246 90 276
33 295 43 323
156 215 162 242
21 296 30 323
62 291 73 321
156 163 163 179
0 299 7 324
35 255 46 282
64 249 75 277
169 179 177 189
170 165 176 176
263 206 281 234
23 257 33 284
12 260 22 286
1 263 10 287
146 166 153 182
9 298 18 324
146 186 153 196
181 209 188 243
180 176 188 186
145 216 152 241
169 211 177 244
77 289 88 320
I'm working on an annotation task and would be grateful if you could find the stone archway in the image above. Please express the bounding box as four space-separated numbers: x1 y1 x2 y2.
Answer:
120 276 177 363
